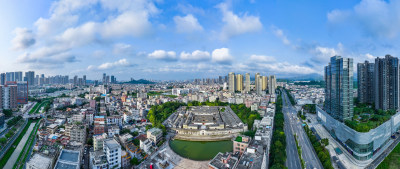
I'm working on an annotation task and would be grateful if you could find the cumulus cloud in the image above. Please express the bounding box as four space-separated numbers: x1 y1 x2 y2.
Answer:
327 0 400 39
174 14 203 33
113 43 134 56
180 50 210 61
271 26 290 45
97 58 134 70
217 2 262 40
12 28 36 50
211 48 233 64
249 55 276 63
148 50 177 61
310 43 343 64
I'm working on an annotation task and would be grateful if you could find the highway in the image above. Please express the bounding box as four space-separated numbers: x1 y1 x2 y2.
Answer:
282 90 323 169
281 91 302 169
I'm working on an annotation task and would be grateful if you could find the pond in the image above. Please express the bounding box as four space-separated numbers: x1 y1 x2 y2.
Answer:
169 139 233 161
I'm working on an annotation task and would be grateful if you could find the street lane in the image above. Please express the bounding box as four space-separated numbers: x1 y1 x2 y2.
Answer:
282 89 323 169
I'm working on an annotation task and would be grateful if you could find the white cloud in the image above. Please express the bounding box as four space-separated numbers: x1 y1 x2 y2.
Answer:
12 28 36 50
98 58 133 70
217 2 262 40
327 0 400 38
310 43 343 64
113 43 134 56
174 14 203 33
56 22 98 47
180 50 210 61
249 55 276 63
101 10 153 38
365 53 376 60
148 50 177 61
271 26 290 45
211 48 233 64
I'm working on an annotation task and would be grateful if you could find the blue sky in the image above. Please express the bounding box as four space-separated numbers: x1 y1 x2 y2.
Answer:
0 0 399 80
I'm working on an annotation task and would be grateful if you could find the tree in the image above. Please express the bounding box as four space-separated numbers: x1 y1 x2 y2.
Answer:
0 138 7 144
120 128 130 135
87 138 93 146
133 139 140 146
3 109 12 117
130 157 140 165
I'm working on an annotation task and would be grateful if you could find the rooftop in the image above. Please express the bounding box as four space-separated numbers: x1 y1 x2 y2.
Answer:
209 152 239 169
104 138 121 150
26 153 52 169
59 150 79 162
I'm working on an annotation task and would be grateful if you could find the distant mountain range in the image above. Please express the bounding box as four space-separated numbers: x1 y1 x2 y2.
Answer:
122 79 155 84
281 73 324 81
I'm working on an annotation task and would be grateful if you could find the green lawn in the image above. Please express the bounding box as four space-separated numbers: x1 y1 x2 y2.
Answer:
377 142 400 169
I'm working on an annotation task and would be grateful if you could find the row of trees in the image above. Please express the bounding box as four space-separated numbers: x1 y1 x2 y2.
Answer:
269 93 287 169
6 116 22 127
304 124 333 169
147 101 186 129
284 88 296 105
302 104 316 114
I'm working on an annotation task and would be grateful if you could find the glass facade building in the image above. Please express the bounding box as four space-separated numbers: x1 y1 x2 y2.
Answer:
324 56 354 122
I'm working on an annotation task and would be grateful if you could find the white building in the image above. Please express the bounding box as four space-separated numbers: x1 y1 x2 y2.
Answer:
103 138 121 168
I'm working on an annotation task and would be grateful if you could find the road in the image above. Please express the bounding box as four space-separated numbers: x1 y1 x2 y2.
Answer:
282 89 323 169
4 123 36 169
82 145 91 169
365 132 400 169
280 91 302 169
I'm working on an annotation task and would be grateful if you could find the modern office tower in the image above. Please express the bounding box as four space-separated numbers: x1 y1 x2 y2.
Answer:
262 76 268 91
235 74 243 91
228 72 235 93
256 76 263 95
0 73 5 85
14 72 22 81
25 71 35 87
218 76 223 84
374 55 399 110
0 84 18 109
16 81 28 104
357 61 375 104
73 75 78 86
83 75 86 85
5 72 15 82
78 78 83 86
268 75 276 94
324 56 354 122
245 73 250 92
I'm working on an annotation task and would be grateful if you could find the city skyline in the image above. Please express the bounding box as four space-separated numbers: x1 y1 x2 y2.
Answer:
1 0 400 80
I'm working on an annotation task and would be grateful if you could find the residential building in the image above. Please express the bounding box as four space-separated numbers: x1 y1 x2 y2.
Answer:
0 84 18 109
235 74 243 92
25 71 35 87
0 73 5 85
146 128 162 144
94 134 107 151
262 76 268 91
245 73 250 92
0 113 4 128
89 150 108 169
324 56 353 122
16 81 28 104
229 72 235 93
357 60 375 104
256 76 263 95
208 152 239 169
104 138 122 168
268 75 276 94
374 55 399 110
65 124 86 143
233 135 251 155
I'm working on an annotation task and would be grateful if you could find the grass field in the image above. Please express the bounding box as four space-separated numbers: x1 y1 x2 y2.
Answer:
377 142 400 169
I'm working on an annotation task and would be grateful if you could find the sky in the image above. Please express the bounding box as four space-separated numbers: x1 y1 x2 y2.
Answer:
1 0 400 80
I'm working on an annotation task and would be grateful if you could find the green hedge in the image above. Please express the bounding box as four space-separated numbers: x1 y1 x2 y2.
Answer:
13 119 41 169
